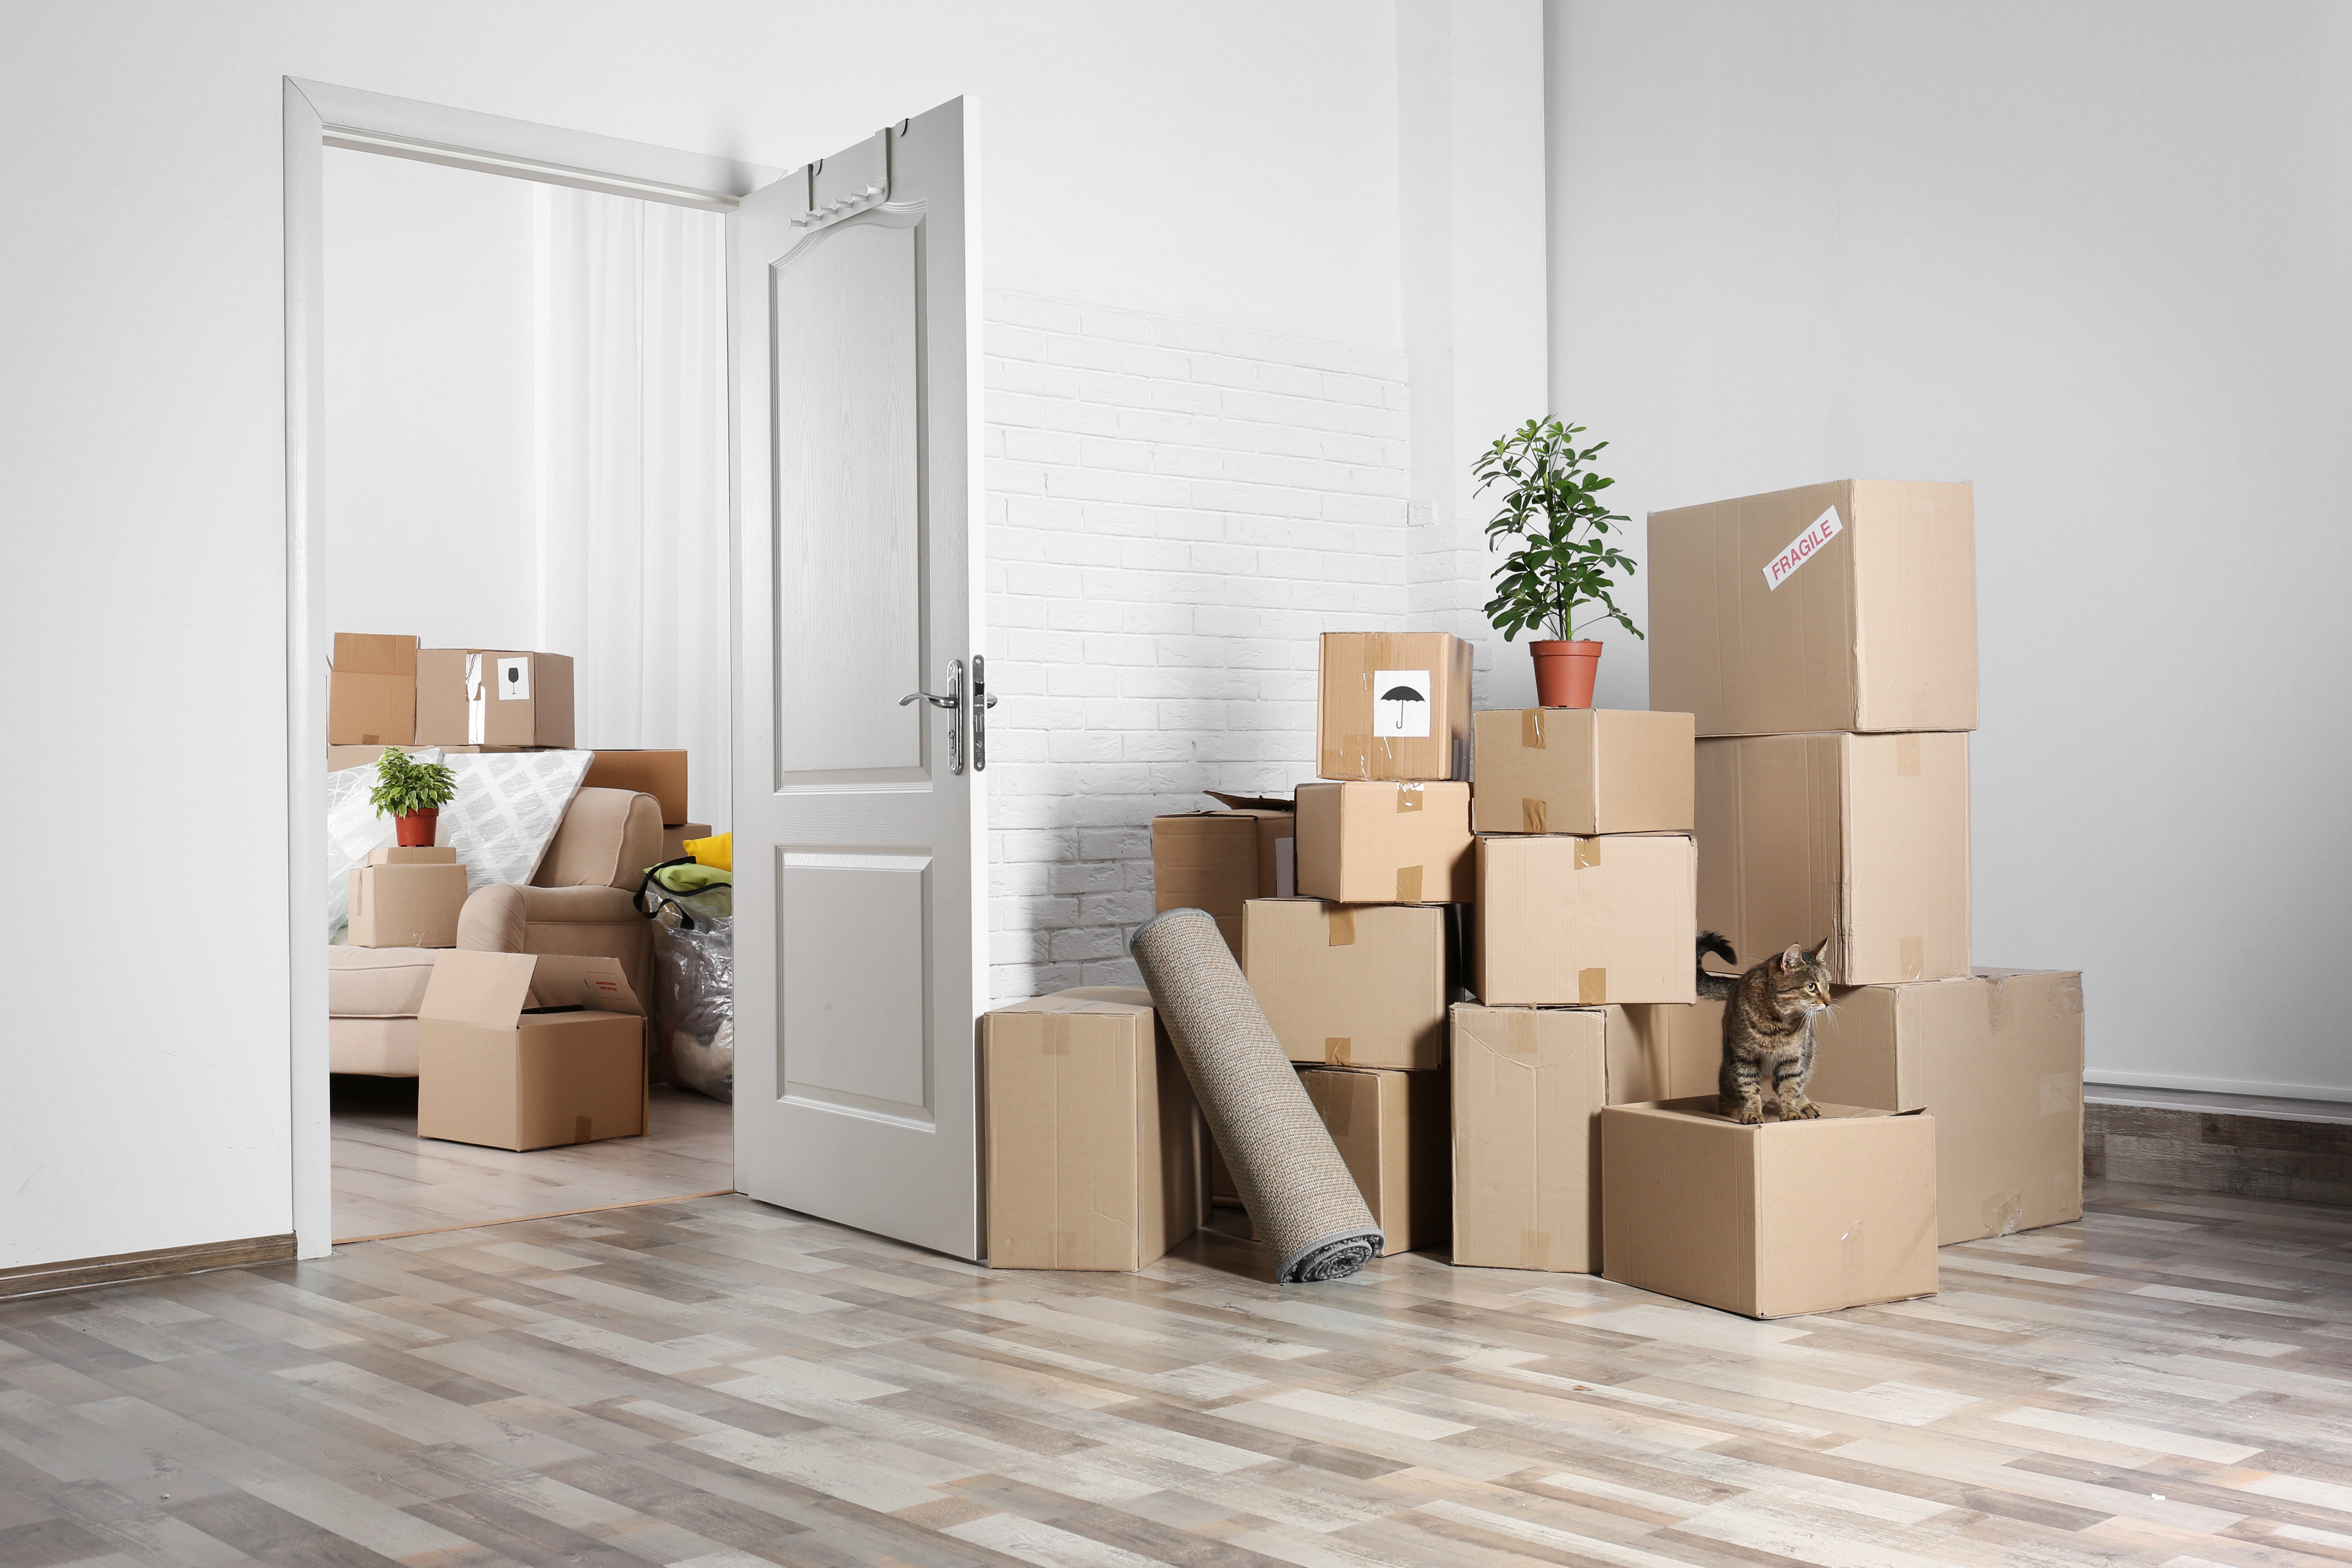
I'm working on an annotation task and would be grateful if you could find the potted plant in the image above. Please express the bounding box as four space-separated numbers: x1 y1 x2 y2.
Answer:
1472 416 1642 708
368 748 458 847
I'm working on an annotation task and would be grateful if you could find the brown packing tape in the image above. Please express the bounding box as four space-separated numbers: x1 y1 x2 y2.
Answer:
1573 839 1601 870
1396 865 1423 902
1395 784 1424 813
1327 907 1356 946
1324 1037 1352 1065
1519 1229 1550 1269
1896 735 1923 777
1900 935 1923 978
1521 798 1548 833
1521 709 1546 749
1507 1009 1539 1057
1578 967 1608 1004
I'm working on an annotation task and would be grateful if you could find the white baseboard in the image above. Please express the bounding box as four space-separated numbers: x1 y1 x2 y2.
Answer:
2083 1068 2352 1105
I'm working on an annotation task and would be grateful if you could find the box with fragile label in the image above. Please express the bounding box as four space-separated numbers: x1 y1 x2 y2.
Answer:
1318 632 1473 782
1450 1004 1608 1272
1295 781 1472 904
983 987 1201 1271
1153 793 1297 955
416 648 576 748
1243 898 1449 1070
1648 479 1976 737
1298 1066 1449 1256
327 633 417 747
1601 1099 1939 1319
1472 708 1693 836
583 750 690 825
418 951 647 1151
346 860 469 949
1475 834 1696 1005
1696 732 1969 986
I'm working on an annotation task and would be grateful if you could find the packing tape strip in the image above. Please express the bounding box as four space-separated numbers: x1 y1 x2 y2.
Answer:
1314 1078 1354 1136
1508 1008 1539 1057
1331 739 1373 778
1897 734 1923 777
1395 784 1424 813
1521 798 1548 833
1327 906 1356 946
1519 1229 1550 1269
1578 967 1608 1004
1324 1037 1352 1065
1396 865 1423 902
1521 709 1546 749
1901 935 1923 979
1574 838 1601 870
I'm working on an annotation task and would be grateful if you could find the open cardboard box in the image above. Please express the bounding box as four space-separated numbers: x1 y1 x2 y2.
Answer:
417 951 646 1151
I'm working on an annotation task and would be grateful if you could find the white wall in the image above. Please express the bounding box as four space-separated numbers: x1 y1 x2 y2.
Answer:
1547 1 2352 1095
0 1 1410 1269
323 148 540 650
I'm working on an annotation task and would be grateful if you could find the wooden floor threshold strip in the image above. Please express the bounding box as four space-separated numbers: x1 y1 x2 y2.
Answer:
332 1186 740 1246
0 1232 297 1303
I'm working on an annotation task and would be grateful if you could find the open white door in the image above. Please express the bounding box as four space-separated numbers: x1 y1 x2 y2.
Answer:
731 100 987 1258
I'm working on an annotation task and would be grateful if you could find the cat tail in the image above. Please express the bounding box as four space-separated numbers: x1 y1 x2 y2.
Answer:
1696 930 1740 1000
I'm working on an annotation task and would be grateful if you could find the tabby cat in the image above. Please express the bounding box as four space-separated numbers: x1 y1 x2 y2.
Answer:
1695 932 1834 1125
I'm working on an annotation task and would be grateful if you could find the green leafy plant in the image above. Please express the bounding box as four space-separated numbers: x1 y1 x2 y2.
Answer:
367 749 458 819
1473 417 1643 644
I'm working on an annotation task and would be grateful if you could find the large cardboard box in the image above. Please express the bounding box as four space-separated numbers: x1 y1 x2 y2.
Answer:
327 633 417 746
1152 794 1297 954
1598 1003 1710 1103
416 649 577 748
1297 1066 1448 1255
346 858 469 949
1243 898 1449 1069
1449 1004 1608 1272
1318 632 1473 782
1601 1099 1940 1318
1475 834 1696 1006
1696 731 1969 986
983 987 1201 1271
661 822 713 862
583 750 690 824
1648 479 1976 737
1295 781 1473 905
1471 709 1694 836
418 952 646 1151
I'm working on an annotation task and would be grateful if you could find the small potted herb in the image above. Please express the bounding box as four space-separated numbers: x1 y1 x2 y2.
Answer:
368 749 458 846
1473 416 1642 708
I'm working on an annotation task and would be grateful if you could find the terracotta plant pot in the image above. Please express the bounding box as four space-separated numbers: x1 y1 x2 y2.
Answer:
1530 639 1603 708
393 808 439 847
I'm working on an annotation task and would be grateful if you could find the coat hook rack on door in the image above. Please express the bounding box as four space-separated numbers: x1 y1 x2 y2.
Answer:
791 128 891 229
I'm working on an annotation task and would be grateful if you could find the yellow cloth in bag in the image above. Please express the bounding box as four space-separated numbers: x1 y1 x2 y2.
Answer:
681 831 731 871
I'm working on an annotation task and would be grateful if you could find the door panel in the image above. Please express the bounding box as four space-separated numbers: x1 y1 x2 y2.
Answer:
733 100 984 1258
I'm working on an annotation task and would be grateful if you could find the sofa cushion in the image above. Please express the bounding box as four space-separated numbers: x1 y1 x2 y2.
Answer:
330 1016 419 1076
536 787 664 891
327 945 438 1018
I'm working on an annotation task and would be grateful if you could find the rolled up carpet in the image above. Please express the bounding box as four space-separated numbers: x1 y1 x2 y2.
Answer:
1130 906 1382 1281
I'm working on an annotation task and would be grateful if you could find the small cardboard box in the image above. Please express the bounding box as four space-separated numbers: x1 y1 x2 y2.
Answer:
983 987 1201 1271
1600 1003 1710 1103
416 649 576 748
1295 781 1473 904
1696 732 1969 986
1243 898 1449 1070
418 952 647 1151
1476 834 1697 1005
327 633 418 746
1298 1066 1449 1255
346 861 470 948
1601 1099 1939 1318
1153 793 1297 954
1648 479 1977 737
1472 708 1695 836
584 750 690 825
1318 632 1473 782
1449 1004 1608 1272
368 844 457 866
661 822 713 862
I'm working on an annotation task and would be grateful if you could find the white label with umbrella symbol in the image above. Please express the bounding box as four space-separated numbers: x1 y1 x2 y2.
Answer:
1373 670 1432 737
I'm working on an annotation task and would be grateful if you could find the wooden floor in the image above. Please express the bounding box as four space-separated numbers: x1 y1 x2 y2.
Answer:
6 1182 2352 1567
332 1079 734 1244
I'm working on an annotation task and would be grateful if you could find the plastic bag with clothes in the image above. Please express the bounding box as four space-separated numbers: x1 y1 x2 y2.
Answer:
638 867 735 1103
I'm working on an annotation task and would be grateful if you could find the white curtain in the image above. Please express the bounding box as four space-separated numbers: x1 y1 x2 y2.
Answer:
536 186 731 829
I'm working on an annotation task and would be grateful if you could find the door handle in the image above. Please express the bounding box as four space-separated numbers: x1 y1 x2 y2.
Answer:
899 658 966 773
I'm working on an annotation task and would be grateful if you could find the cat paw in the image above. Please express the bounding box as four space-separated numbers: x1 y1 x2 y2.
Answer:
1786 1102 1822 1120
1732 1106 1763 1126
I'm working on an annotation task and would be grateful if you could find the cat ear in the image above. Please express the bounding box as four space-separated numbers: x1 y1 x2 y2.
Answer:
1809 935 1832 962
1778 944 1804 971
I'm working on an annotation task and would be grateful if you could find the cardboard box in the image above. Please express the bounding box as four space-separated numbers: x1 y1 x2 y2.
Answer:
1475 834 1697 1006
1599 1003 1709 1104
1298 1066 1448 1255
416 648 576 748
1153 794 1297 954
1449 1004 1608 1272
1295 781 1472 904
1471 708 1694 836
417 951 647 1151
1243 898 1448 1069
368 844 457 866
1601 1099 1939 1318
1696 732 1969 986
1318 632 1473 782
983 987 1201 1271
346 862 470 948
1648 479 1977 737
327 633 417 746
661 822 713 862
583 750 690 824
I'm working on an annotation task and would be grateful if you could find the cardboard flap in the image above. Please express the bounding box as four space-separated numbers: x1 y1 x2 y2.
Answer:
418 949 537 1027
529 954 646 1018
1000 987 1149 1018
1205 791 1295 815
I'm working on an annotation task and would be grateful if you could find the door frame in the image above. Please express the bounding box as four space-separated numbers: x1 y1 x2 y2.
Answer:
281 78 781 1258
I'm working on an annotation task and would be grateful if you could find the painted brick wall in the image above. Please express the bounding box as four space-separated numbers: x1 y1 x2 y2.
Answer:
982 289 1413 1000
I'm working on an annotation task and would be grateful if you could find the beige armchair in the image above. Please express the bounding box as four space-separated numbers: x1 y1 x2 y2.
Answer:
327 786 664 1075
